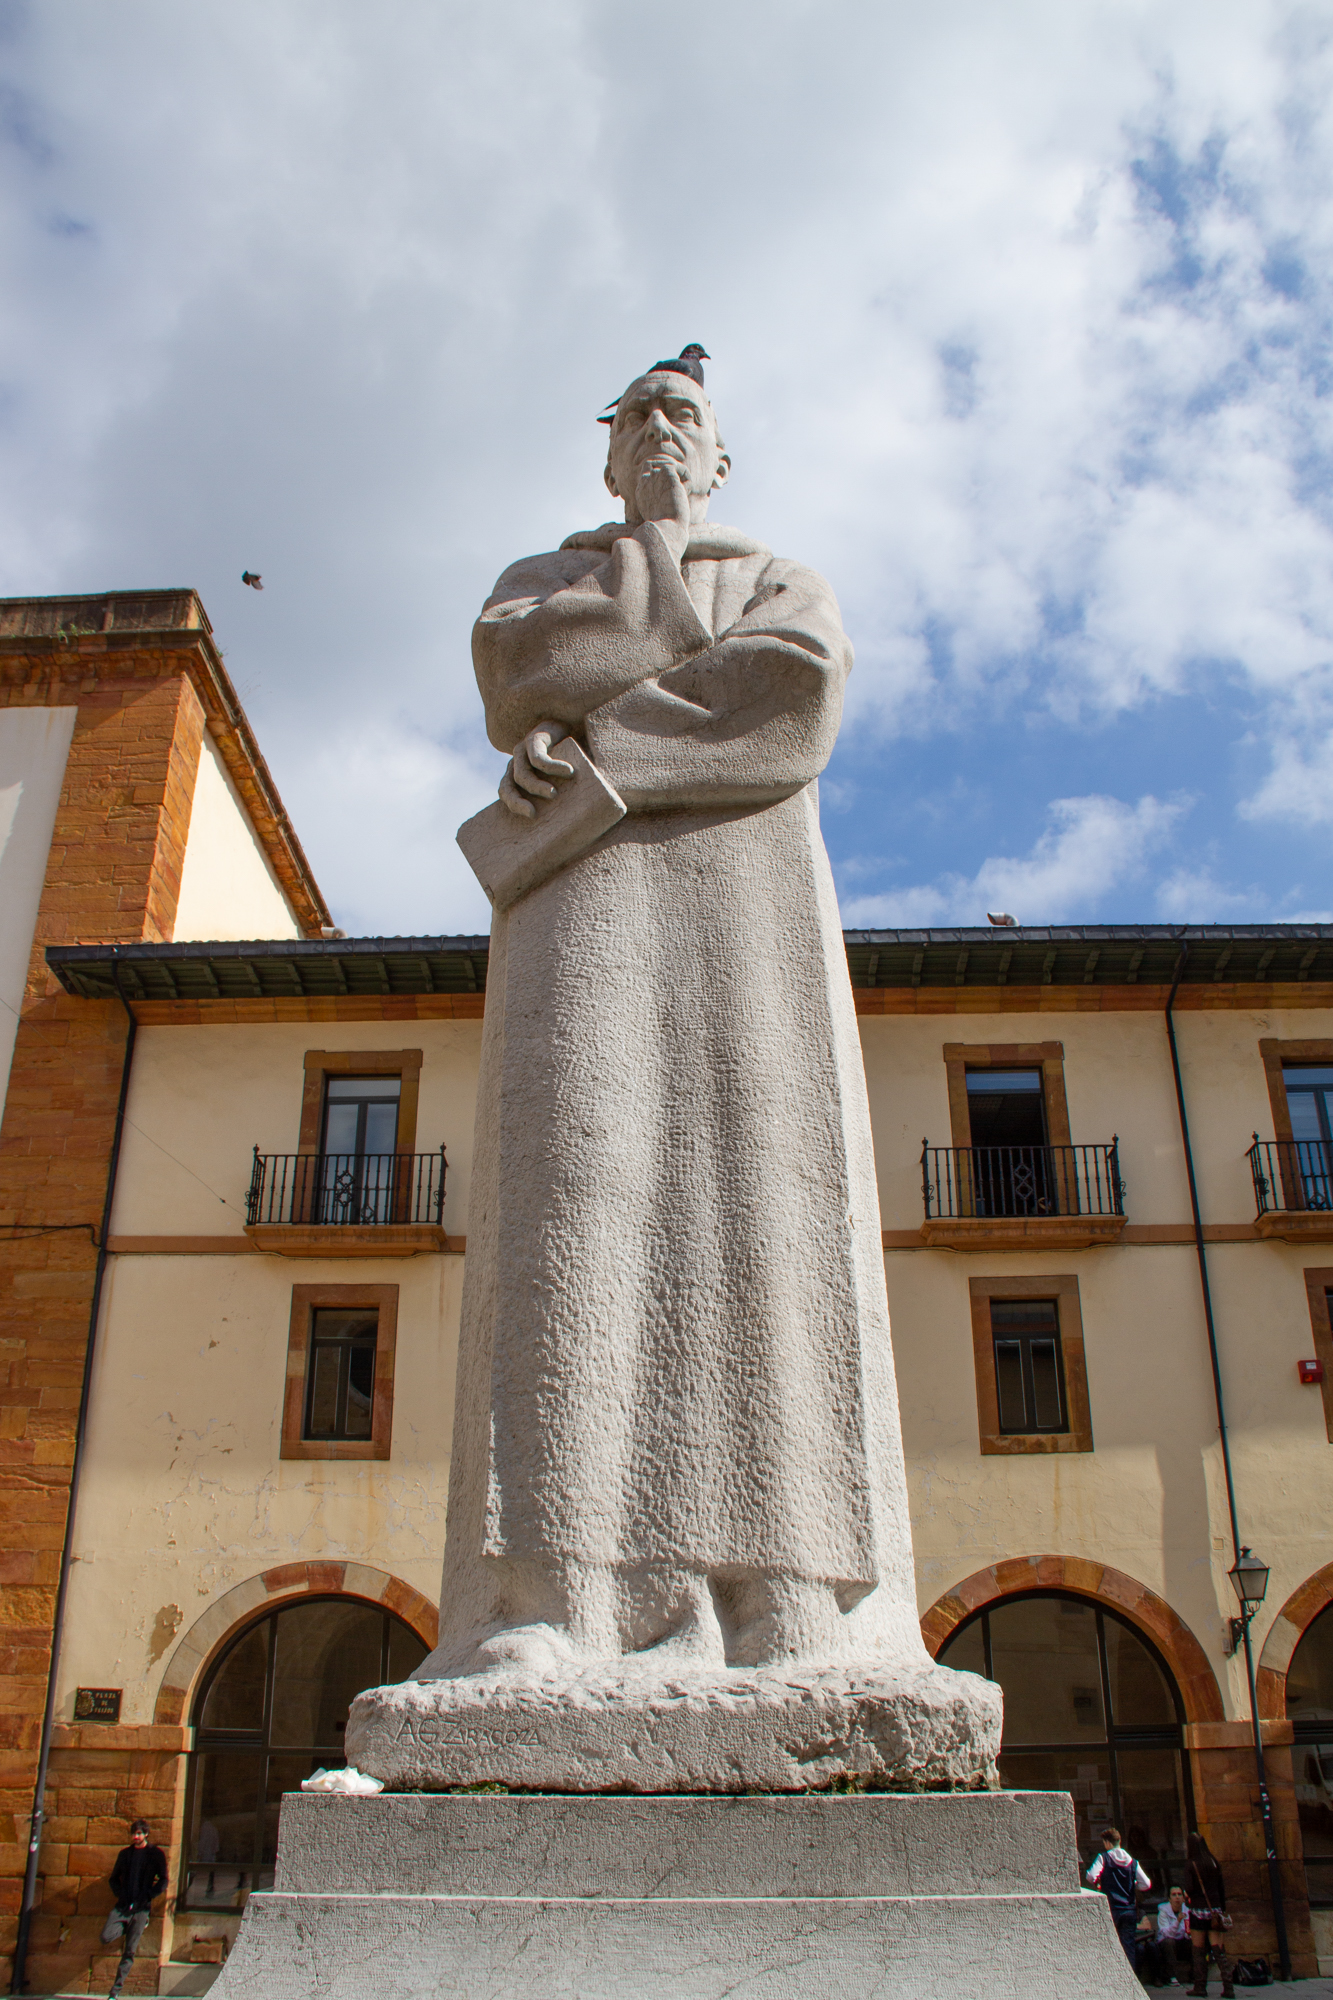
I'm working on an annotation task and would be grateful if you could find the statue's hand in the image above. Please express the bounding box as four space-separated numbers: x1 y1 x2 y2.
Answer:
499 722 575 819
636 460 690 560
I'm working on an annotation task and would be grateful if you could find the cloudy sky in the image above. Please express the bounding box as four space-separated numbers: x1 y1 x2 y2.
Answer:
2 0 1332 935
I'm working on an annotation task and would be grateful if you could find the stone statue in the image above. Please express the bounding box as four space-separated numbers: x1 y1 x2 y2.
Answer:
348 359 999 1792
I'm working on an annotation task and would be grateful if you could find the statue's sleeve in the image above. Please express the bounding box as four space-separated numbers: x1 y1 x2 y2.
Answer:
472 525 713 754
584 559 852 810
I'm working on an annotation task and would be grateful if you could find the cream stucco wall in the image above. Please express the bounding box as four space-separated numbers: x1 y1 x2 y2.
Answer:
109 1018 483 1242
65 993 1333 1733
59 1251 461 1722
862 1001 1333 1721
69 1015 482 1722
172 732 301 942
0 704 75 1105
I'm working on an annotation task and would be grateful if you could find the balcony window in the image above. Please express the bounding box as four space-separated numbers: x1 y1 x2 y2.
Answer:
966 1068 1047 1146
964 1069 1052 1216
1284 1067 1333 1210
322 1074 401 1156
924 1044 1123 1246
317 1076 403 1224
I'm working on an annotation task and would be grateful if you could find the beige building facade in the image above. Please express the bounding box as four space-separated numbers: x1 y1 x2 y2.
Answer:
5 594 1333 1993
30 926 1333 1989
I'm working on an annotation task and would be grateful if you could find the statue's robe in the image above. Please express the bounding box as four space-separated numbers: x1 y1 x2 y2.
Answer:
436 519 920 1665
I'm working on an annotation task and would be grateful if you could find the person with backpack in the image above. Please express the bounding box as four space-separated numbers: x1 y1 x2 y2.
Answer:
1186 1830 1235 1996
1086 1826 1152 1965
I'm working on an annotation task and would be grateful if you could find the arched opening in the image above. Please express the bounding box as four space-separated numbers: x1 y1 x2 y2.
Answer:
1287 1603 1333 1910
938 1589 1192 1887
181 1594 428 1910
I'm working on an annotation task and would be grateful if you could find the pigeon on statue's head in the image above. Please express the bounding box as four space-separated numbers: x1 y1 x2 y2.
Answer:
597 346 710 423
658 343 709 386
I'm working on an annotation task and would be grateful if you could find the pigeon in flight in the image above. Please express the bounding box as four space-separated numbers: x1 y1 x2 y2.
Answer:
597 345 711 423
987 912 1017 927
241 571 263 591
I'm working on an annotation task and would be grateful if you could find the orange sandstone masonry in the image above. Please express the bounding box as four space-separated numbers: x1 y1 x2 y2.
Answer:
0 593 326 1993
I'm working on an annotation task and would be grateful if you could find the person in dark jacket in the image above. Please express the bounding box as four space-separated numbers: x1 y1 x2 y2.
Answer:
1086 1825 1152 1964
1186 1831 1234 1997
102 1819 167 1998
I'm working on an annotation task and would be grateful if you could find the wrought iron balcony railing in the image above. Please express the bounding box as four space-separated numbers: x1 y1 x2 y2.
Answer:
247 1149 447 1229
921 1141 1125 1222
1248 1136 1333 1218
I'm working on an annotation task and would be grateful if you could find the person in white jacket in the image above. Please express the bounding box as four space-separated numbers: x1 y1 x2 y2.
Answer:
1086 1826 1151 1965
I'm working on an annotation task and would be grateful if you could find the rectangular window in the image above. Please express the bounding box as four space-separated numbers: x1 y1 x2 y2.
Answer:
944 1043 1071 1154
1283 1067 1333 1210
991 1298 1068 1434
968 1276 1092 1455
317 1076 404 1224
303 1308 378 1441
965 1068 1048 1145
321 1075 402 1156
281 1284 398 1461
297 1051 421 1156
965 1068 1051 1216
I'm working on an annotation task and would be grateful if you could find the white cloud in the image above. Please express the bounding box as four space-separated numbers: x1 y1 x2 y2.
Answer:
1152 865 1259 922
0 2 1331 923
1241 685 1333 827
840 793 1186 928
274 721 497 936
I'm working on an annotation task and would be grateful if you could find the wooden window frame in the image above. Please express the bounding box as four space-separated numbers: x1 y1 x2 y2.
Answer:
944 1042 1072 1151
298 1051 422 1156
968 1274 1093 1455
1259 1038 1333 1146
1301 1269 1333 1444
1258 1039 1333 1212
281 1283 398 1461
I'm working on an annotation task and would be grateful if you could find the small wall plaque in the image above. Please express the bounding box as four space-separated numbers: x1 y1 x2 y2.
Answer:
74 1687 122 1723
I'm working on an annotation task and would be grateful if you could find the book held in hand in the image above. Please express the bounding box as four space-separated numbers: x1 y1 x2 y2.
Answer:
456 738 627 913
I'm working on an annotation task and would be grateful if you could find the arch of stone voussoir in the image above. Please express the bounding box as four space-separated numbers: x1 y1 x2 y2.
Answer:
921 1553 1225 1725
1256 1559 1333 1721
153 1559 439 1725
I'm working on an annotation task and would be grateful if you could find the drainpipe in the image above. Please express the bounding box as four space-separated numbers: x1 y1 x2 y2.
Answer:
12 959 137 1996
1165 944 1291 1981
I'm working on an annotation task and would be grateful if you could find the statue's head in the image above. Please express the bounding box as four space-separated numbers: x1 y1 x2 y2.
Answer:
604 371 731 526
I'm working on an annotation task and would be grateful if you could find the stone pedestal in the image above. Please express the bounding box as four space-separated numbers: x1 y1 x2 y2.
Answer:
209 1789 1139 1998
346 1657 1000 1793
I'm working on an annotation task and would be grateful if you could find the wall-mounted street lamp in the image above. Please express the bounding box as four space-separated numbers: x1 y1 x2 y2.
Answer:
1226 1546 1271 1657
1224 1546 1290 1980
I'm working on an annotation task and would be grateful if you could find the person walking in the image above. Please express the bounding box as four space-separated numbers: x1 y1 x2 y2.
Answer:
1185 1831 1234 1997
101 1818 167 1998
1086 1826 1151 1966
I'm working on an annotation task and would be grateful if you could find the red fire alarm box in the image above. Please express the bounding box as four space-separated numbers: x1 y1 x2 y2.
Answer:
1299 1359 1325 1385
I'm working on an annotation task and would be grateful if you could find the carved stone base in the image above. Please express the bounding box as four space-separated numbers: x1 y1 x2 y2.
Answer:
208 1790 1140 1999
345 1657 1001 1793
